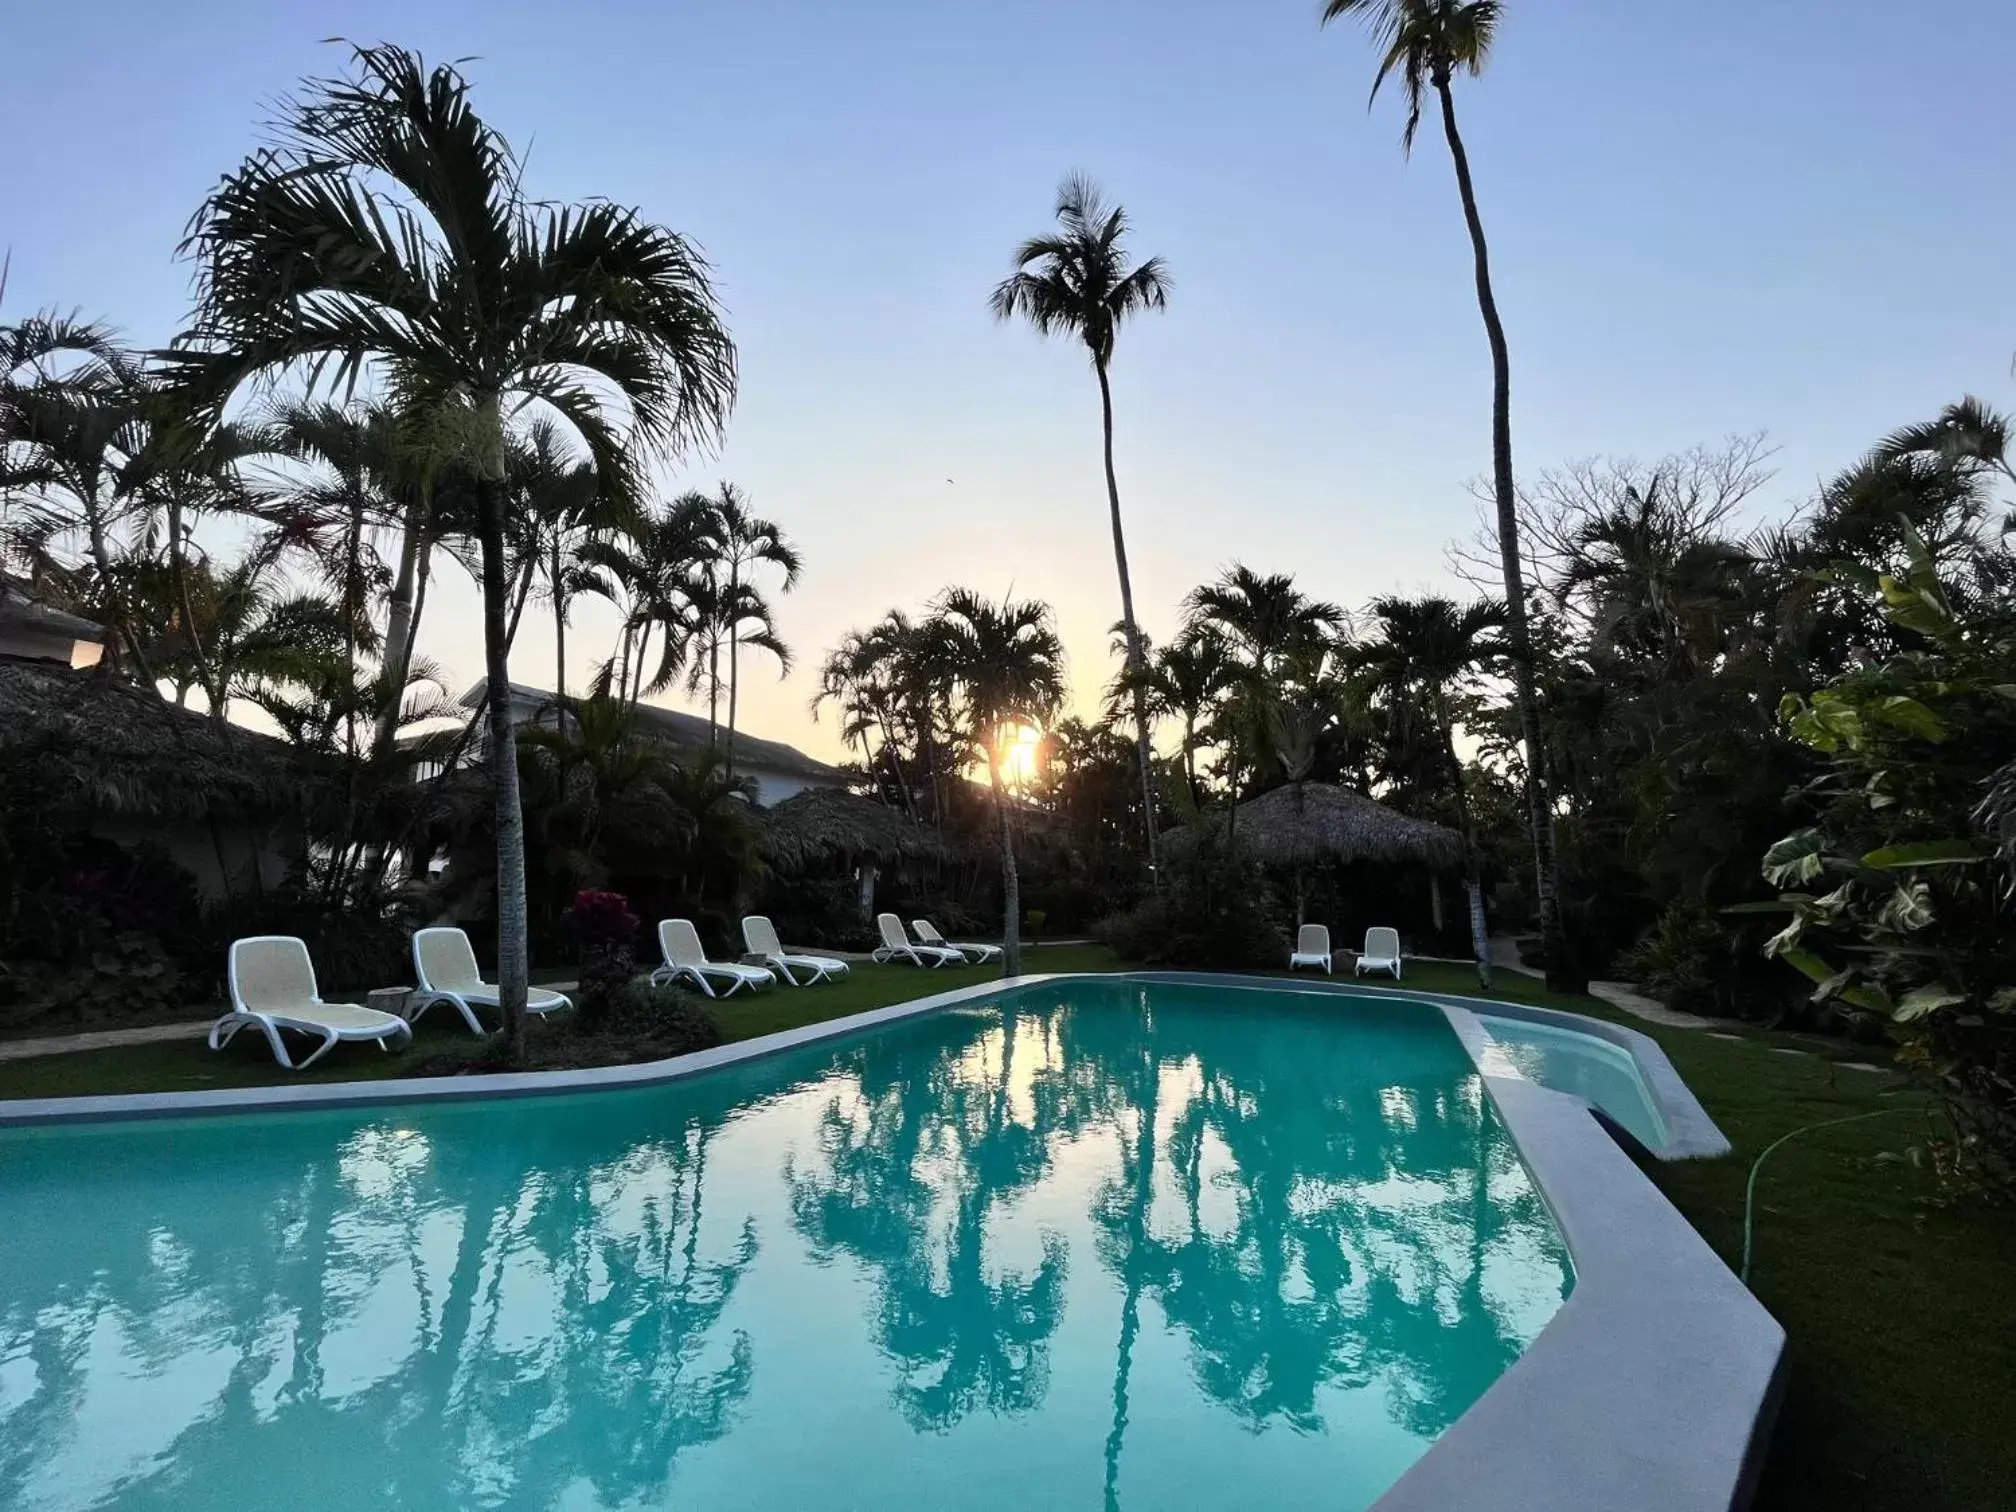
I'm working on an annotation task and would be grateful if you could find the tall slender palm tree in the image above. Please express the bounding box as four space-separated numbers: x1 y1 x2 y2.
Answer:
991 176 1170 875
1320 0 1570 984
173 44 736 1053
1360 594 1505 985
699 483 800 775
932 588 1067 977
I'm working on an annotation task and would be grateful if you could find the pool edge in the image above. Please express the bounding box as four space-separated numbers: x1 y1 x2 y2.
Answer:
0 970 1784 1512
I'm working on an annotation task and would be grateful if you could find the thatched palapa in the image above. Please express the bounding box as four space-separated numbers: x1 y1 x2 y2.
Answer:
758 787 944 870
1164 781 1462 868
0 661 308 819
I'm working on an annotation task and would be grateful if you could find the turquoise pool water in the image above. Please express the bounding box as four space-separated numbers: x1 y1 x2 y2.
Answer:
0 982 1571 1512
1474 1014 1669 1152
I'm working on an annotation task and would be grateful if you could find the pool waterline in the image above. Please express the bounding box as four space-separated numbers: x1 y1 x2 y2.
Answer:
0 980 1573 1512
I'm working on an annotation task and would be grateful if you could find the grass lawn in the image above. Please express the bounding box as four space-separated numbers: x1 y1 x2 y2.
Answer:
0 948 2009 1510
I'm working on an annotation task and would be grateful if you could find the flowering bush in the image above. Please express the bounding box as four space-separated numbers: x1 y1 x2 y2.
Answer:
563 889 641 1027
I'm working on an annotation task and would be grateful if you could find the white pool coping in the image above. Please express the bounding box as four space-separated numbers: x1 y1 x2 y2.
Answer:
0 972 1784 1512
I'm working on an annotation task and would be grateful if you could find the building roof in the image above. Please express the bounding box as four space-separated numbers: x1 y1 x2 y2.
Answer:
756 786 944 867
0 660 308 819
460 680 847 783
1164 781 1464 869
0 575 105 642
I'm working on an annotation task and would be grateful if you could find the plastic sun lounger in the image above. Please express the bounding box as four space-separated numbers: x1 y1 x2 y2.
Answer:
911 919 1002 965
212 935 413 1071
410 926 573 1033
1354 926 1404 981
1289 923 1333 974
651 919 776 998
742 915 850 987
871 913 964 967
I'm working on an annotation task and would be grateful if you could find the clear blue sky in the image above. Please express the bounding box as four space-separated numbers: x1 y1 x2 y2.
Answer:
5 0 2010 759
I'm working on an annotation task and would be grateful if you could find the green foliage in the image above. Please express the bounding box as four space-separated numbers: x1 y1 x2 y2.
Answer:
599 979 725 1052
224 883 420 995
751 875 876 951
1760 523 2016 1191
1094 826 1286 970
1616 900 1729 1017
0 763 207 1029
563 888 642 1028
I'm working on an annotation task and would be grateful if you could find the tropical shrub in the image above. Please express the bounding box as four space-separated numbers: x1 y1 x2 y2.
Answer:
0 774 205 1029
1617 900 1728 1016
563 888 642 1029
599 978 725 1054
1095 825 1285 970
1758 525 2016 1191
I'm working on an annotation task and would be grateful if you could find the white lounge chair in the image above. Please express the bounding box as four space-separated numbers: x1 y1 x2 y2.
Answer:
912 919 1002 965
871 913 964 968
212 935 413 1071
651 919 776 998
1289 924 1333 974
742 915 850 987
1355 926 1404 981
410 926 573 1033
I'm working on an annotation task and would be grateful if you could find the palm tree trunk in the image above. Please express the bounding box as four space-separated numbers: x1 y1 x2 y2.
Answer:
726 623 740 778
1433 74 1569 989
373 507 428 755
475 473 531 1057
552 535 567 739
503 549 538 654
1095 359 1162 882
1433 685 1492 990
989 756 1021 976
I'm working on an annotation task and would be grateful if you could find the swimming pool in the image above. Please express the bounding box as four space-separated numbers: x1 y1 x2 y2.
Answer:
1473 1013 1670 1152
0 980 1574 1512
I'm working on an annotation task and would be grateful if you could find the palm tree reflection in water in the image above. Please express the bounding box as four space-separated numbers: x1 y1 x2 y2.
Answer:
0 983 1567 1511
783 981 1571 1504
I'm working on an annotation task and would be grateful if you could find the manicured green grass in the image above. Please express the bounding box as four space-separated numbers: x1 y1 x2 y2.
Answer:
0 943 1124 1100
1 947 2009 1510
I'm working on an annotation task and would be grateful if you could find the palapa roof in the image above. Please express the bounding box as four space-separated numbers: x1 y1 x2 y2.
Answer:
1165 781 1463 869
757 786 944 869
0 660 308 820
462 679 847 782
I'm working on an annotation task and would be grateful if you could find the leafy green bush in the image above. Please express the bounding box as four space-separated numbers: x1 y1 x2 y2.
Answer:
1760 527 2016 1192
1617 900 1727 1016
1094 825 1285 970
755 874 878 950
599 978 725 1053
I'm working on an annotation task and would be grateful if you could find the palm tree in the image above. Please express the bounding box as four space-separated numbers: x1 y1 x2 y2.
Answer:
686 483 799 772
706 484 799 774
173 44 736 1054
932 588 1067 976
581 494 721 711
1320 0 1571 984
1360 595 1505 985
1182 566 1345 833
991 176 1170 874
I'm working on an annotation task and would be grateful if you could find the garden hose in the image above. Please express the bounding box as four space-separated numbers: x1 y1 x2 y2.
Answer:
1740 1106 1921 1285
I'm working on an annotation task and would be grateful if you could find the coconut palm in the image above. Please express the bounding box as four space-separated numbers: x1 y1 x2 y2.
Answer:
931 588 1067 976
1360 595 1506 984
172 44 736 1052
1320 0 1569 983
990 175 1170 872
694 484 800 775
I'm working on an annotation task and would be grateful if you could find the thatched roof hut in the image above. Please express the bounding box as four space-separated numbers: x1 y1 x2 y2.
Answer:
757 787 944 870
0 661 308 819
1164 781 1463 869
